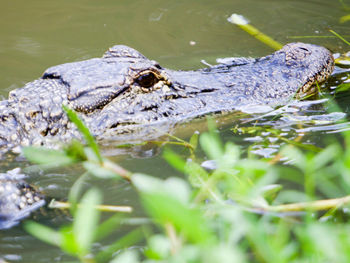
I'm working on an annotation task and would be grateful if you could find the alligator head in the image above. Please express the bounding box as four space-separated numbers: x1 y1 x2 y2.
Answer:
0 43 334 150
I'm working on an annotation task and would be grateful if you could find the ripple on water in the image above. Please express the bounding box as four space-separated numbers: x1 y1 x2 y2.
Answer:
236 97 349 158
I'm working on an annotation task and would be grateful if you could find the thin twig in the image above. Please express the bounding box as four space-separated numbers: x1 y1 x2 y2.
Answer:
102 159 132 181
49 200 133 213
260 195 350 213
329 29 350 46
228 13 283 50
148 140 193 149
165 222 181 255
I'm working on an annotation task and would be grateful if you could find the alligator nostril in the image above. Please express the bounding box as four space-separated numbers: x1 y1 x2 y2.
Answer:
42 73 61 79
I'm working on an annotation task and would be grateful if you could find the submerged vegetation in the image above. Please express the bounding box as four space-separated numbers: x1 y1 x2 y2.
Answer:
20 105 350 263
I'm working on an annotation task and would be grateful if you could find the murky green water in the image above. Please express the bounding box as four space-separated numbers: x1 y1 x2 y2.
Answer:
1 0 350 261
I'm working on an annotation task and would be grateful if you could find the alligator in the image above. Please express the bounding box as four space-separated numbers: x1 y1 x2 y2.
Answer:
0 42 334 228
0 168 45 229
0 42 334 151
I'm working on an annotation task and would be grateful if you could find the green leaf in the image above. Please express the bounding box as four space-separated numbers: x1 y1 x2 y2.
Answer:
163 149 186 173
336 83 350 93
141 191 214 244
340 14 350 24
259 184 283 204
280 145 306 171
94 213 123 241
131 173 164 193
110 250 139 263
22 146 76 167
200 132 224 161
313 144 340 170
185 161 209 188
24 221 62 247
201 244 246 263
64 139 87 162
164 177 191 204
96 228 144 262
132 173 190 204
60 226 80 255
145 235 171 259
133 175 213 244
189 131 199 150
63 105 102 163
221 142 241 168
73 188 102 255
68 172 90 215
83 161 119 179
200 118 224 162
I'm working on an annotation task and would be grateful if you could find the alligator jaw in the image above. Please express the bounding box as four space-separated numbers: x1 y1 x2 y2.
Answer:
162 43 335 111
296 47 335 98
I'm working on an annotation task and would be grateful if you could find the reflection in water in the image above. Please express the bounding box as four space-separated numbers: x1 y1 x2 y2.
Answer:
0 0 350 261
236 91 348 158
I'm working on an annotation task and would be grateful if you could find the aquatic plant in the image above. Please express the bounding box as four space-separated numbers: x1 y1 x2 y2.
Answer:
22 106 350 263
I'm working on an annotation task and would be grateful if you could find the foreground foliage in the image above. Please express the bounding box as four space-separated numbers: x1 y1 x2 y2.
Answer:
23 108 350 263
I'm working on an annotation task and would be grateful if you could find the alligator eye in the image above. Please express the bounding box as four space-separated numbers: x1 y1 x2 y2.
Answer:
136 72 158 88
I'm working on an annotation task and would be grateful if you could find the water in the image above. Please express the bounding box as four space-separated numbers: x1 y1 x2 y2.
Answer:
0 0 350 261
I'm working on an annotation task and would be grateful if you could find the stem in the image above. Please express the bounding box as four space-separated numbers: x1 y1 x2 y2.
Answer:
80 256 96 263
262 195 350 213
193 173 224 204
329 29 350 46
228 13 283 50
102 159 132 181
49 200 133 213
148 140 193 149
165 222 181 255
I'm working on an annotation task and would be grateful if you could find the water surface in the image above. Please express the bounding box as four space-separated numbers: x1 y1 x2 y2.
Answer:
0 0 350 261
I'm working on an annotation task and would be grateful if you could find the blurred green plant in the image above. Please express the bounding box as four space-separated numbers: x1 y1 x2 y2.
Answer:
340 0 350 23
22 107 350 263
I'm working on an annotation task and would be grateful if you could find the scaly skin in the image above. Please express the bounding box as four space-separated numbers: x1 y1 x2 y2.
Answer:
0 43 334 227
0 42 334 151
0 168 45 229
